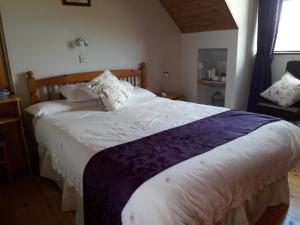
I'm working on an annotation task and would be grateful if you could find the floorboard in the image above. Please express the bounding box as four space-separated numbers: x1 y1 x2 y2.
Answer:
0 167 299 225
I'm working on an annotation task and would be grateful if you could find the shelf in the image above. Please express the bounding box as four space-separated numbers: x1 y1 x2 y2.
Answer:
0 117 20 125
0 95 20 104
198 80 226 87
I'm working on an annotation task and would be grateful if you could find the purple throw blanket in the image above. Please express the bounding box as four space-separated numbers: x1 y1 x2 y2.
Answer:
83 110 279 225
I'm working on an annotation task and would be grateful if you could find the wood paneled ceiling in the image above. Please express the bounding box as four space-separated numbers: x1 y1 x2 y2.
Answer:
159 0 237 33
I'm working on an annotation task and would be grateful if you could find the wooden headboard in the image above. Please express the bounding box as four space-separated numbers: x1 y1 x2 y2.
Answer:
26 63 147 105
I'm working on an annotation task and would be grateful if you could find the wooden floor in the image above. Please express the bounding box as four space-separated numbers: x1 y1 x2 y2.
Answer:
0 167 299 225
256 167 300 225
0 176 75 225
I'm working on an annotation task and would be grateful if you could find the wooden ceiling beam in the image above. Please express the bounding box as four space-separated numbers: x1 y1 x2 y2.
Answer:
159 0 237 33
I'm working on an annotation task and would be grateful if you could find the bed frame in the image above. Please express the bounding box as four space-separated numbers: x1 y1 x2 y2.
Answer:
24 63 147 173
26 63 147 105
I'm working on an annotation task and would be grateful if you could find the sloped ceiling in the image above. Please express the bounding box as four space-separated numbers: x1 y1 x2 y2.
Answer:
159 0 237 33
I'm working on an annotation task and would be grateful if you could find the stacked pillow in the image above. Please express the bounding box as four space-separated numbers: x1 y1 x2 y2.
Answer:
59 83 96 103
260 72 300 107
26 86 156 118
81 70 120 98
80 70 134 111
26 71 155 117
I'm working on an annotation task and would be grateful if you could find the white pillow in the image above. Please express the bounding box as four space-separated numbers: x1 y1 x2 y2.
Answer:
25 99 100 118
82 70 134 111
81 70 120 98
100 84 130 111
122 87 156 108
120 80 134 94
100 81 135 111
260 72 300 107
59 83 96 103
133 86 156 98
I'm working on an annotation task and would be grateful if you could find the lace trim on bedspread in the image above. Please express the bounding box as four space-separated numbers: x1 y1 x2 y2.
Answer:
205 171 289 225
45 145 292 225
50 153 84 195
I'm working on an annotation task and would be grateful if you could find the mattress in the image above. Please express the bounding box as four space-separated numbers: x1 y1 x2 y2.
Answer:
34 96 300 225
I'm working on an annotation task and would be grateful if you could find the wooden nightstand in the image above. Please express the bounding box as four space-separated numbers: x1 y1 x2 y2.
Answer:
0 136 12 182
0 95 30 179
158 92 185 100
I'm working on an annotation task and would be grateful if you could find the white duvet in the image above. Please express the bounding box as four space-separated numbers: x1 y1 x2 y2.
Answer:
35 96 300 225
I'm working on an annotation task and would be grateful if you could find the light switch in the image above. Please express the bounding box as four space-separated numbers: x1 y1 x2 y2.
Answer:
79 54 88 63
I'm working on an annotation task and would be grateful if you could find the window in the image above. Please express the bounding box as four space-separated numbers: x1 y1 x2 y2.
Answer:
274 0 300 52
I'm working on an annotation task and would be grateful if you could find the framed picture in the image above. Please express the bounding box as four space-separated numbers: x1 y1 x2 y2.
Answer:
63 0 91 7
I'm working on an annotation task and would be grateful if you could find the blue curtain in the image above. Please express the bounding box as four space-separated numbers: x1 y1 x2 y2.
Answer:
247 0 283 112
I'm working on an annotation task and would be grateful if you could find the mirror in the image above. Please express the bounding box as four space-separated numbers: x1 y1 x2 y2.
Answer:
0 13 14 93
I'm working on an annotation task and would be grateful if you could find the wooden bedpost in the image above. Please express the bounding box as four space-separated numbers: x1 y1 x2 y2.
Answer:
26 71 39 104
140 63 148 89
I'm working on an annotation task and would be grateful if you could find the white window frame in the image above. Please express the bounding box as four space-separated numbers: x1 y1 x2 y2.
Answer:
274 0 300 54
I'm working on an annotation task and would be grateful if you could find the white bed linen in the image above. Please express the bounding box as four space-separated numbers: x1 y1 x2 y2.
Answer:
38 150 289 225
35 96 300 225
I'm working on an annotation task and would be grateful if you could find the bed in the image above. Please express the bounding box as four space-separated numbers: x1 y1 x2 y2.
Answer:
25 63 300 225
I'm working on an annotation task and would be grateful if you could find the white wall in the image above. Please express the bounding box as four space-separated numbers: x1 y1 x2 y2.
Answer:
181 30 238 108
226 0 258 109
272 54 300 81
0 0 182 106
181 0 259 110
